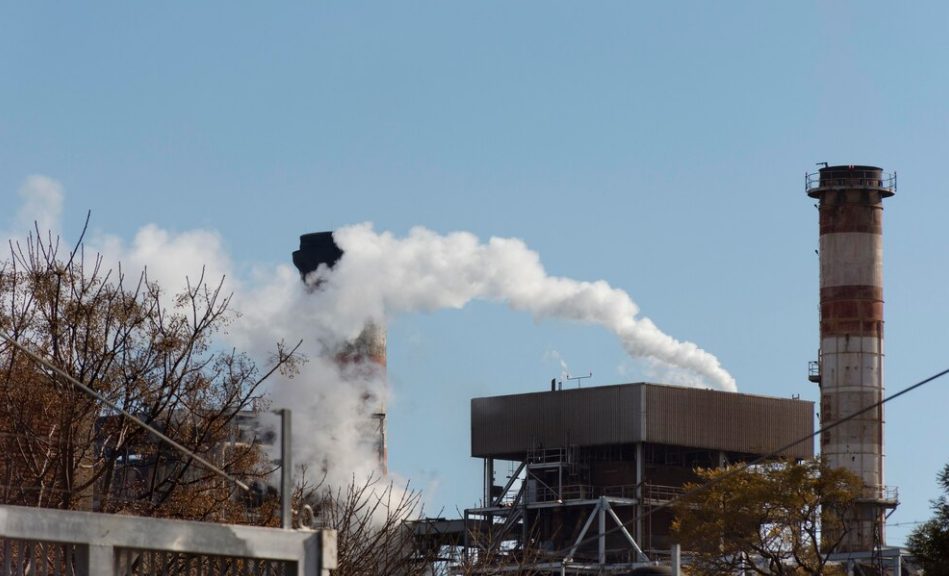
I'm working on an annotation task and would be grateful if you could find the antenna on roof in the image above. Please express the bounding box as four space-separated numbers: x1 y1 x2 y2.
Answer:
566 372 592 388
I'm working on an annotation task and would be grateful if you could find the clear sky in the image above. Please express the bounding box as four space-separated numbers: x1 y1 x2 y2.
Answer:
3 2 948 546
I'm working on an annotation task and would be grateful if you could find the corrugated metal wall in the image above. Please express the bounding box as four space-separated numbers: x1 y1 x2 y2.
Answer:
641 385 812 458
471 383 813 460
471 384 641 458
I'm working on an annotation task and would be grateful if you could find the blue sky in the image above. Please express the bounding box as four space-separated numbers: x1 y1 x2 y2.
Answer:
3 2 948 546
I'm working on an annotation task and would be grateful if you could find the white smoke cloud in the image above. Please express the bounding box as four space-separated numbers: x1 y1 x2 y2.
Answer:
93 224 235 307
227 264 390 490
11 175 64 238
543 350 571 384
3 179 737 500
307 224 737 392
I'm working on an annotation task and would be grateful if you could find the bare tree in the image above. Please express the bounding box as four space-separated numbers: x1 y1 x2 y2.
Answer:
291 467 436 576
0 226 293 524
292 469 549 576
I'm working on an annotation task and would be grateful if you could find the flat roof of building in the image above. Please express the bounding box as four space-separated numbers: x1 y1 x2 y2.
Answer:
471 382 813 460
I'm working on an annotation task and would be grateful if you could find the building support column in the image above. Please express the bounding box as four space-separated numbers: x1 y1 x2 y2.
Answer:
635 442 644 548
483 458 494 506
598 502 606 566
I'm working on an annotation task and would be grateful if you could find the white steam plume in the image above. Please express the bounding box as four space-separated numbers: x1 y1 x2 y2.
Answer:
94 224 234 307
543 350 571 383
3 179 737 497
11 175 64 238
306 224 737 393
228 264 390 490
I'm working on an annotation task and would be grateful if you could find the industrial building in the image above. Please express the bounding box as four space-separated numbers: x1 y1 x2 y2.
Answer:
461 383 813 572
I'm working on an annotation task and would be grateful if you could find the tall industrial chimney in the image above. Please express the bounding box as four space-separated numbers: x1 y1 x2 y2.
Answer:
293 231 388 474
807 165 897 552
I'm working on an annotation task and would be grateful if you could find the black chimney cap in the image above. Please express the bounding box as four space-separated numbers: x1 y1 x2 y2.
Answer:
292 231 343 278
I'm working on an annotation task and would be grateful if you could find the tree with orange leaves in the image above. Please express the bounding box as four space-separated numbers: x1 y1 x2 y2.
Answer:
0 225 295 525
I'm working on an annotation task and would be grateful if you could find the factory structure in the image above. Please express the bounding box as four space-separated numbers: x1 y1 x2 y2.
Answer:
301 165 905 573
463 383 813 571
413 164 905 574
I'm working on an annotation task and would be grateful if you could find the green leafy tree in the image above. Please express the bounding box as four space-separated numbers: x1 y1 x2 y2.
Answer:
671 459 861 576
907 463 949 576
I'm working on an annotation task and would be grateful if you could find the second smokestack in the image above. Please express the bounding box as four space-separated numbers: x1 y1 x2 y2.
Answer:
293 231 388 474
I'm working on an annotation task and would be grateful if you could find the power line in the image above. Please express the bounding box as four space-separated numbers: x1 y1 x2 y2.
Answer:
886 521 924 528
545 366 949 559
0 329 251 493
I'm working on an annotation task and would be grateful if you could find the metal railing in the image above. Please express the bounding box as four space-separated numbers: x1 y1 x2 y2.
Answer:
859 484 899 505
526 447 567 465
600 484 637 499
641 483 685 502
597 483 685 502
0 539 77 576
808 360 821 383
0 504 335 576
805 170 897 195
531 483 595 503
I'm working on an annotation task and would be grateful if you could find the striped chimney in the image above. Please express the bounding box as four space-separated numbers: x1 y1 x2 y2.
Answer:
807 164 897 552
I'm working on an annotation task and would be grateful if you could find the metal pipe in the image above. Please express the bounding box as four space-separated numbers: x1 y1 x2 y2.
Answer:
279 409 292 529
566 501 600 561
598 497 606 565
494 461 525 506
606 506 646 562
463 510 469 565
484 458 494 506
635 442 644 546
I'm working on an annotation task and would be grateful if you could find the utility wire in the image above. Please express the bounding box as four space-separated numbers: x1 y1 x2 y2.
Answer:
0 330 251 492
886 521 924 528
545 366 949 560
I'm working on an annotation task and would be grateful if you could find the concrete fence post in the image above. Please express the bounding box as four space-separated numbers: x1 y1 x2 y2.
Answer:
75 543 115 576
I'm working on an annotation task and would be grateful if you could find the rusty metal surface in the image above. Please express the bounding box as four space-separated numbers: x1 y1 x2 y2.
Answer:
819 202 883 234
471 383 813 460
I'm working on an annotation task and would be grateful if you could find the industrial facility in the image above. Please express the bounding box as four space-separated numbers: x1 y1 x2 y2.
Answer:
464 382 813 572
414 165 908 574
297 164 909 574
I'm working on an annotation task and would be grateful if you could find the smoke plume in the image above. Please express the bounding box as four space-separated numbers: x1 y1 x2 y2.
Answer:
3 178 736 494
223 223 738 489
8 175 64 240
305 224 737 392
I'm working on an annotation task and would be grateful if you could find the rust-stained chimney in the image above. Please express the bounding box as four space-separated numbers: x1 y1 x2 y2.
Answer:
293 231 388 474
807 164 897 551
